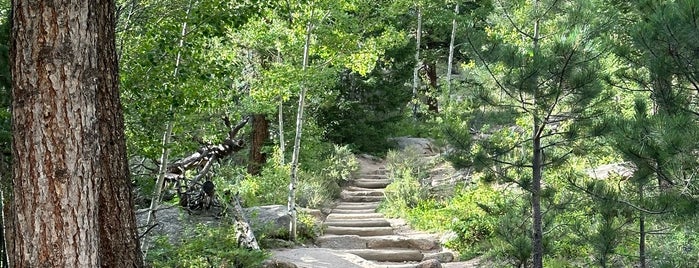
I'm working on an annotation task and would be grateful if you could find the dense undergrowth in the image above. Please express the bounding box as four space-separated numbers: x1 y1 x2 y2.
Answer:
380 148 699 267
146 224 269 268
143 143 358 267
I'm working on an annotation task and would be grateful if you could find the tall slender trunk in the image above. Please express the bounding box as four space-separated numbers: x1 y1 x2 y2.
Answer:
279 98 286 165
141 0 192 254
412 7 422 119
531 127 544 268
141 121 173 252
288 20 313 241
446 4 458 98
638 184 646 268
531 1 544 267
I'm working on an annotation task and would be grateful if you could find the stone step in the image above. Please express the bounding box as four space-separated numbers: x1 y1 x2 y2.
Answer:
341 189 384 197
366 235 439 251
331 208 377 214
344 249 424 262
325 226 394 236
324 218 391 228
334 202 380 209
360 174 389 180
341 195 385 202
326 213 384 220
345 186 385 192
316 235 368 249
353 179 392 189
316 234 439 251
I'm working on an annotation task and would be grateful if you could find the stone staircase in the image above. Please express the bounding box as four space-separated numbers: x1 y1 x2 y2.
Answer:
315 159 453 267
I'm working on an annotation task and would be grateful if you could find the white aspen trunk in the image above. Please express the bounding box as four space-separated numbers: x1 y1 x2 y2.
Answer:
288 20 313 241
279 99 286 165
446 4 459 97
412 7 422 119
141 0 192 253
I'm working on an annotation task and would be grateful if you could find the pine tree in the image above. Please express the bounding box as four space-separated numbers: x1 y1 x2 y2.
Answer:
451 0 607 265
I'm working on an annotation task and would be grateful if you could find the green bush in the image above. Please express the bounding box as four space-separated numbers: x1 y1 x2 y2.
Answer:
381 148 430 217
146 224 269 268
297 145 358 208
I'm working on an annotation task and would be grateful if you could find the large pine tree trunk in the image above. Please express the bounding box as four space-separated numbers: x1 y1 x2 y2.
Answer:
248 114 269 175
423 61 439 113
10 0 142 266
95 1 143 266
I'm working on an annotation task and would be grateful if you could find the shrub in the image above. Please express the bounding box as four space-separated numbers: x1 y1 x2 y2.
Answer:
297 145 358 208
146 224 269 268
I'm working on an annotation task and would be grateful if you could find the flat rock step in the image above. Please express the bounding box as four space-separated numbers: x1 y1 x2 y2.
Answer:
353 179 392 189
344 249 424 262
324 219 391 228
341 189 384 196
325 226 394 236
334 202 380 209
360 174 389 180
316 234 439 250
341 195 385 202
331 208 377 214
345 186 385 192
326 212 384 220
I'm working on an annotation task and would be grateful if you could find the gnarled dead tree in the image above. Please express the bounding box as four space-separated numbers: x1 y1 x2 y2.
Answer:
142 116 260 250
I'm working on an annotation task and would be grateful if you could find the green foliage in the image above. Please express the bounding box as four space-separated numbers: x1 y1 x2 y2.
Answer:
146 225 269 268
0 0 10 165
443 185 507 259
226 144 357 209
297 144 359 208
381 148 430 215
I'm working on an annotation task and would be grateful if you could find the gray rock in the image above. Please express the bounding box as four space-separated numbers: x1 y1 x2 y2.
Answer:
245 205 292 235
316 235 367 249
390 137 439 155
417 259 442 268
423 252 454 263
262 258 298 268
136 206 222 244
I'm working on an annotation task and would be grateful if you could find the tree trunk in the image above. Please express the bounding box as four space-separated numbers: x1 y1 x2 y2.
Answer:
10 0 142 266
141 0 190 255
412 7 422 119
531 1 543 267
531 127 544 268
638 184 646 268
288 20 313 242
278 98 286 165
94 1 143 266
248 114 269 175
423 61 439 113
446 4 458 99
141 121 173 252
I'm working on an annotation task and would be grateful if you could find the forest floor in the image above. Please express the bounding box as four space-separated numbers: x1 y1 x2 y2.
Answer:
269 155 481 268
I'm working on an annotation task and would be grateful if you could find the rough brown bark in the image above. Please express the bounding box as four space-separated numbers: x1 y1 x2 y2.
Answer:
10 0 142 267
94 0 144 266
422 61 439 113
248 114 269 175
